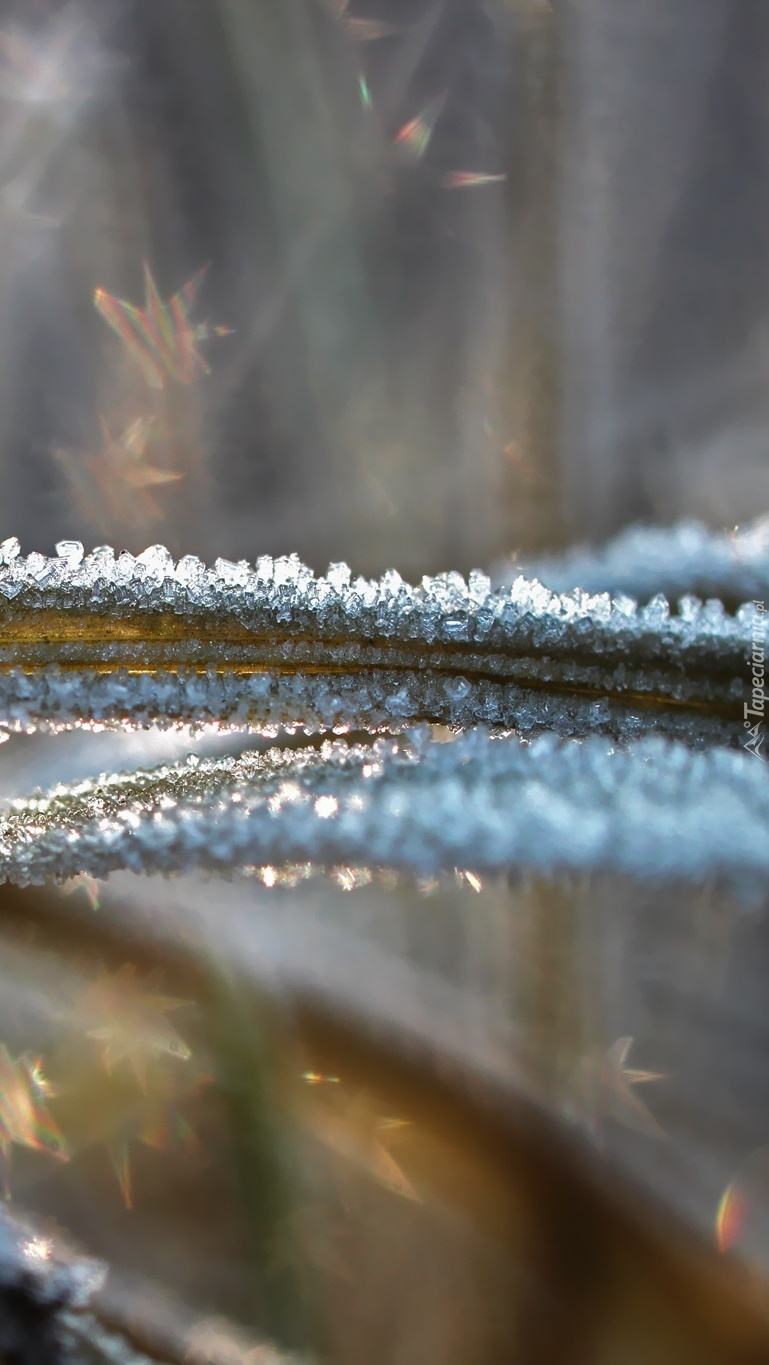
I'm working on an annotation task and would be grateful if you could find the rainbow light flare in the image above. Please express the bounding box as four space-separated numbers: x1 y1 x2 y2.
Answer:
393 94 446 164
716 1178 746 1253
0 1045 68 1175
442 171 507 189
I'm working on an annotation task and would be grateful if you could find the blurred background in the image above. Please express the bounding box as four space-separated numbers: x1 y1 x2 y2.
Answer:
0 2 767 1362
2 0 769 575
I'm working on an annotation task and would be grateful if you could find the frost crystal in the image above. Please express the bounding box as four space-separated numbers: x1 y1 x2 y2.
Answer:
54 540 84 565
0 538 20 564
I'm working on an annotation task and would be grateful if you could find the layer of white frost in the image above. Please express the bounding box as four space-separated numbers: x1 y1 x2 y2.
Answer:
1 732 767 889
0 664 738 746
0 537 758 658
0 538 757 743
501 515 769 603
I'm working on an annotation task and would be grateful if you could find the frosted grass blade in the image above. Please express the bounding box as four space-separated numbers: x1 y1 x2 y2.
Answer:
0 540 757 746
0 733 766 889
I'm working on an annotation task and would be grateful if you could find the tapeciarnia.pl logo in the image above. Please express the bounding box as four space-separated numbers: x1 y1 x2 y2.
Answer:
744 600 766 760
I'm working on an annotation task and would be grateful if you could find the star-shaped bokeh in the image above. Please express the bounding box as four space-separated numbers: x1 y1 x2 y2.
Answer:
55 413 183 531
566 1036 668 1141
70 963 192 1091
299 1080 418 1203
104 1063 210 1209
94 262 232 390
